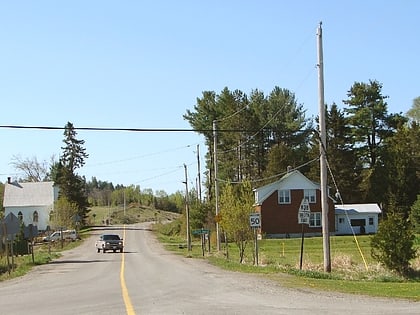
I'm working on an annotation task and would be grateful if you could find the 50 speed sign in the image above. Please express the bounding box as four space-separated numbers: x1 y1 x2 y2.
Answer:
249 213 261 228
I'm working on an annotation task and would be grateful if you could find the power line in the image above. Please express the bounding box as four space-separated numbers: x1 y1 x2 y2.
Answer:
0 125 250 133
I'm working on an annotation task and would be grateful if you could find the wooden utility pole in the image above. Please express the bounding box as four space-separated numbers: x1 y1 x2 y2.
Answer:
317 21 331 272
197 144 202 202
213 120 221 251
184 164 192 251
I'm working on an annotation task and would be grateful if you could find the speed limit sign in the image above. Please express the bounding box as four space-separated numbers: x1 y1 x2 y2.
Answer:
249 213 261 228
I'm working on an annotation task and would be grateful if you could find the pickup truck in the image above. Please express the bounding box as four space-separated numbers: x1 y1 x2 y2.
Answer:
95 234 124 253
43 229 79 242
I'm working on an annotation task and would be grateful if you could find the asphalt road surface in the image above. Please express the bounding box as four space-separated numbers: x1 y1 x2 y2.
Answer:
0 223 418 315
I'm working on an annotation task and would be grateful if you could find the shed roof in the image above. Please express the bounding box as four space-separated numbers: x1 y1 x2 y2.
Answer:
335 204 382 215
3 181 57 207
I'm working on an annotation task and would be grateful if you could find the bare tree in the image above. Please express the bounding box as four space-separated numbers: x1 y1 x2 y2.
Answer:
10 155 55 182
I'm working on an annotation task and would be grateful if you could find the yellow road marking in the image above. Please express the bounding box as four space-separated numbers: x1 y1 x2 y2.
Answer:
120 226 136 315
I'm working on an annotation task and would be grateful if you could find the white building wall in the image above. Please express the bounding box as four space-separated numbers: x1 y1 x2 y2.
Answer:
4 205 51 231
336 214 379 235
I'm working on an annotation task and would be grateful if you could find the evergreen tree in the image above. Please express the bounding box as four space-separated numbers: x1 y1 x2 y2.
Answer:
53 122 90 225
406 96 420 124
382 122 420 217
343 80 406 202
410 195 420 233
184 86 311 202
328 104 363 202
371 208 416 275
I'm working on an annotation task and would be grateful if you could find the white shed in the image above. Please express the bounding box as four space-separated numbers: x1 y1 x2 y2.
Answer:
335 203 382 235
3 180 59 231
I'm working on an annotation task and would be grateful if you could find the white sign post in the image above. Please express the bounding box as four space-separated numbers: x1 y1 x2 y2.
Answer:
298 198 311 270
249 213 261 228
249 213 261 265
298 198 311 225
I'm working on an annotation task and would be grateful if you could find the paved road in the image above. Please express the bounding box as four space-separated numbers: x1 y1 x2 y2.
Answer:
0 224 418 315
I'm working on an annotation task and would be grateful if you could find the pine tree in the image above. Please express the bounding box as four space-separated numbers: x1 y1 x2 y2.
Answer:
53 122 90 225
343 80 407 202
371 208 416 275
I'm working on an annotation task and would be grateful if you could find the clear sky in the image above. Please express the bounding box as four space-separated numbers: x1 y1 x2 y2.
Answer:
1 1 418 194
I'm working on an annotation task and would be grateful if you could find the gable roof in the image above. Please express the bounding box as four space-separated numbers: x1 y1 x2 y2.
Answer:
335 204 382 215
3 181 57 207
254 170 319 205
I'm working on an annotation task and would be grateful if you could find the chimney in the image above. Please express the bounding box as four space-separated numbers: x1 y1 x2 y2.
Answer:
7 177 11 184
287 166 293 173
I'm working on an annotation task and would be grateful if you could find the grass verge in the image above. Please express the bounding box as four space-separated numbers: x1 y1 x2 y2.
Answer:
0 229 91 282
155 224 420 301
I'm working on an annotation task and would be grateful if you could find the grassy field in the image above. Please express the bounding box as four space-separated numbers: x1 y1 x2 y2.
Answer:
88 204 179 226
156 224 420 301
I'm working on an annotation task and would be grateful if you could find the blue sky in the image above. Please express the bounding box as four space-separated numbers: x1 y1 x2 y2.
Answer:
1 1 418 194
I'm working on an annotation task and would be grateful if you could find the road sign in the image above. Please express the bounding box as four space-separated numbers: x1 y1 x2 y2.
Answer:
249 213 261 228
4 213 20 235
192 229 209 235
298 198 311 225
24 224 38 239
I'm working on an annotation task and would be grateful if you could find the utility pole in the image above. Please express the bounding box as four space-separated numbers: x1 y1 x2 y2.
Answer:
123 189 126 217
197 144 202 202
317 21 331 272
184 164 192 251
213 120 221 251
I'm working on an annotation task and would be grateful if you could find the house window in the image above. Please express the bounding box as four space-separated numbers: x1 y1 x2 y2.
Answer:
369 217 374 225
338 218 344 224
33 211 39 223
278 190 291 204
304 189 316 203
18 211 23 222
309 212 321 227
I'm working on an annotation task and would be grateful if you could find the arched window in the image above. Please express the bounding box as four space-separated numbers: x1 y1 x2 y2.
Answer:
33 211 39 223
18 211 23 221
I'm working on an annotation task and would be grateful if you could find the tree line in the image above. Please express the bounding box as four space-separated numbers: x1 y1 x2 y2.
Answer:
183 80 419 274
1 80 419 274
184 81 419 217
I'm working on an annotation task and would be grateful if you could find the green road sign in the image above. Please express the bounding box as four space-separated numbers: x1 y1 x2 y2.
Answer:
192 229 210 235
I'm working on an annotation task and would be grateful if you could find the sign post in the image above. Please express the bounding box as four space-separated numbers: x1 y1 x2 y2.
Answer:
298 198 311 270
192 229 210 256
249 213 261 266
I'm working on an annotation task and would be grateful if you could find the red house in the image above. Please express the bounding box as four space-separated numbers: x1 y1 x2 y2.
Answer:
253 170 335 238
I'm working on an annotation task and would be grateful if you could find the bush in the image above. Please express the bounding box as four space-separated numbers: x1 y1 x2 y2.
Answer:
371 212 416 275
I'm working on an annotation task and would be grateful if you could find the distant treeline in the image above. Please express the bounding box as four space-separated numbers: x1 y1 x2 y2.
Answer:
86 177 185 213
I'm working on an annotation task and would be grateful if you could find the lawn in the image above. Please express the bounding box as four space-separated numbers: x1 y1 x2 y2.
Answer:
156 228 420 301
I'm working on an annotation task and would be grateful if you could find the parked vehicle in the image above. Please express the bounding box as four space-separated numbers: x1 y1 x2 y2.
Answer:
95 234 124 253
42 229 79 242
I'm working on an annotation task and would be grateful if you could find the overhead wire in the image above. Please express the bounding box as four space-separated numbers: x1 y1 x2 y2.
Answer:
317 130 369 271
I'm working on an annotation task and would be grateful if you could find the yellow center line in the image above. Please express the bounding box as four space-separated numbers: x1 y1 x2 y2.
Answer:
120 225 136 315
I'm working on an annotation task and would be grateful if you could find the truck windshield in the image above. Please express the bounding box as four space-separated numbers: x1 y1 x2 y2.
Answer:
103 235 120 241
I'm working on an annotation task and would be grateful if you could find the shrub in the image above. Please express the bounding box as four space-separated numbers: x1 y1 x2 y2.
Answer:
371 212 416 275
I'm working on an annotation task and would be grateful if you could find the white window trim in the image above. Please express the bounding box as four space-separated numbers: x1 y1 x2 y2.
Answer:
278 189 291 204
304 189 316 203
309 212 322 227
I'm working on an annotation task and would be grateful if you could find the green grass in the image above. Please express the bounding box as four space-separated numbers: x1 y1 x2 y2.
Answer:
0 228 92 281
1 242 62 281
155 229 420 301
89 204 179 226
